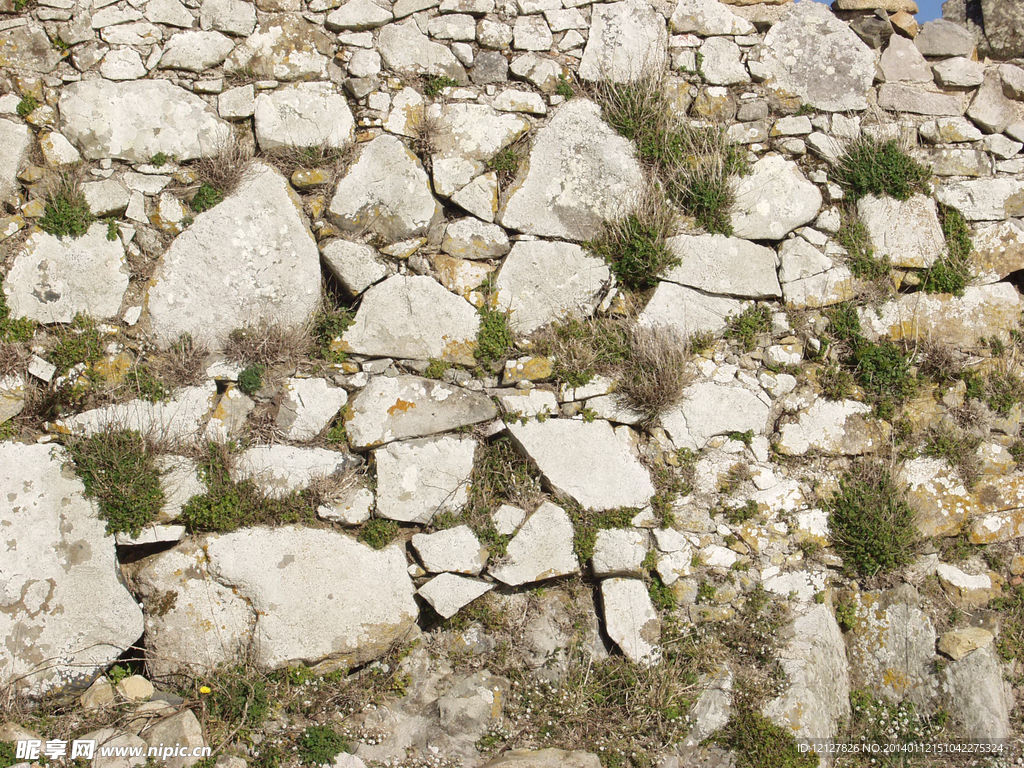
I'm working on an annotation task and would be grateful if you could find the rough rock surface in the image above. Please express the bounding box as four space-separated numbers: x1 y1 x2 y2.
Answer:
0 444 143 697
147 163 320 347
661 381 771 451
231 445 358 497
730 155 822 240
600 578 660 664
374 436 476 523
488 502 580 586
663 235 780 298
0 118 31 204
223 14 334 80
578 0 667 84
498 99 644 241
254 82 355 151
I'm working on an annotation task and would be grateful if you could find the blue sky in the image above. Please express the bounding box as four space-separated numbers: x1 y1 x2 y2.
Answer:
804 0 943 22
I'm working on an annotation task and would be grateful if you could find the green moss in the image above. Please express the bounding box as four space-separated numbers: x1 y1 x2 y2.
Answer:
726 305 771 352
65 430 164 537
555 74 574 100
150 152 170 167
851 339 917 413
0 276 35 343
190 183 223 213
569 505 637 563
825 465 918 578
648 574 675 613
834 137 931 202
39 179 95 238
16 94 38 118
424 358 451 379
475 305 514 368
237 364 264 396
836 215 891 281
297 726 350 766
487 146 520 176
423 74 460 97
359 518 398 549
983 370 1024 415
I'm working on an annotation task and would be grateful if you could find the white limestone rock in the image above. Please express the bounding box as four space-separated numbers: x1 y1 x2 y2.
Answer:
231 445 360 497
200 0 257 36
776 398 890 456
339 275 479 365
223 14 334 81
345 375 498 449
661 381 771 451
146 162 320 347
320 239 388 295
778 237 856 310
578 0 668 84
159 30 235 71
254 82 355 151
730 155 822 240
441 217 511 260
205 526 418 669
935 178 1024 220
276 378 348 441
3 223 128 324
0 443 144 697
508 419 655 510
488 502 580 586
663 234 780 298
857 194 945 268
59 80 231 162
498 99 645 241
328 134 441 242
374 436 476 524
0 118 31 205
638 281 746 336
377 20 468 83
592 529 647 577
326 0 392 29
600 578 660 664
494 240 611 335
411 525 488 574
669 0 754 36
418 573 493 619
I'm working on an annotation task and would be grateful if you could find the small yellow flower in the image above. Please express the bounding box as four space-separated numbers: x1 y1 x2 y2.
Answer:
199 685 211 694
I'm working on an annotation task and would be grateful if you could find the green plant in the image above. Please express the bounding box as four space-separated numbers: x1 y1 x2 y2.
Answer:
0 276 35 344
359 518 398 549
569 505 636 563
696 581 717 604
715 701 818 768
312 301 354 364
237 364 265 396
982 370 1024 415
487 146 519 176
16 94 38 118
104 217 119 241
325 417 347 446
0 741 16 768
49 314 103 375
423 74 459 97
424 358 451 379
586 195 677 291
794 104 816 117
125 365 170 403
922 204 972 297
555 74 574 100
851 339 917 415
150 152 170 167
726 305 771 352
834 596 857 632
836 215 891 281
475 305 514 368
190 183 223 213
825 464 918 578
923 423 980 488
13 0 31 11
296 725 350 765
833 136 931 202
39 174 94 238
204 666 271 733
819 363 854 401
649 574 676 612
723 499 757 525
65 429 164 537
106 663 130 685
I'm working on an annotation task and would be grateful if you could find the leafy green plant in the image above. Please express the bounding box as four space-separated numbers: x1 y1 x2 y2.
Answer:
0 741 16 768
922 204 972 297
715 701 818 768
150 152 170 167
16 94 38 118
825 464 918 578
923 423 980 488
833 137 931 202
424 358 451 379
190 183 223 213
49 314 103 375
851 339 917 416
65 429 164 537
475 305 514 368
125 366 170 403
238 364 265 396
487 146 519 176
834 596 858 632
983 370 1024 415
0 276 35 344
204 666 271 732
819 363 854 401
726 305 771 352
423 74 460 97
555 74 574 100
296 725 350 766
569 505 636 563
586 196 677 291
836 215 891 281
39 175 94 238
359 518 398 549
312 302 354 364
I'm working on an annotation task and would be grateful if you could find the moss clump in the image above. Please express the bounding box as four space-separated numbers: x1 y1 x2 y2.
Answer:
423 74 460 97
296 726 350 766
49 314 103 375
825 464 918 578
475 305 514 368
190 183 224 213
424 358 451 379
833 137 931 202
586 205 677 291
65 429 164 537
836 215 891 282
16 94 38 118
312 302 354 364
358 518 398 549
716 702 819 768
237 364 265 396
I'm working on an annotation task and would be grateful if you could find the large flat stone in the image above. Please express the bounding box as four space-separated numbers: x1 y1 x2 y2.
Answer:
223 13 333 80
487 501 579 586
377 19 468 82
600 578 660 664
0 443 144 697
638 281 746 336
857 194 945 269
374 436 476 523
146 162 320 347
935 178 1024 220
254 82 355 151
730 155 821 240
507 419 654 510
661 380 771 451
0 25 64 73
339 275 479 365
776 398 890 456
498 99 644 241
0 118 31 205
578 0 668 84
205 526 418 669
4 223 128 324
662 234 780 298
59 80 232 162
231 445 359 497
345 375 498 449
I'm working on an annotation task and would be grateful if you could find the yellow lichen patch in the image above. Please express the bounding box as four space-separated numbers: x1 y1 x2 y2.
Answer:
387 398 416 415
502 356 554 384
441 337 478 367
92 351 133 386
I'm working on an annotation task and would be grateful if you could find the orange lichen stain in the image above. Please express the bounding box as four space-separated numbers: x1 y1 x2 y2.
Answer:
388 398 416 415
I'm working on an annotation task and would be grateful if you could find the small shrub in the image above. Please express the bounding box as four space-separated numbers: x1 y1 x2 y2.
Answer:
555 74 574 100
836 215 891 281
424 358 451 379
204 666 271 732
475 305 514 368
983 370 1024 415
586 188 677 291
237 364 265 396
65 429 164 537
150 152 170 167
825 464 918 578
190 183 223 213
49 314 103 375
851 339 917 413
312 301 354 364
833 136 931 202
819 363 854 401
922 204 972 297
423 74 459 97
186 135 253 210
649 574 675 612
924 423 981 488
487 146 520 177
296 726 350 766
834 596 858 632
726 305 771 352
359 518 398 549
715 702 818 768
696 581 716 604
124 365 170 403
16 94 38 118
39 174 94 238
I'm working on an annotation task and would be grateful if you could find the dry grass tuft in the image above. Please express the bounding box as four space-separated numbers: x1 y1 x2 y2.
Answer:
260 142 356 187
185 132 255 211
617 323 692 421
0 341 28 378
149 333 209 388
408 112 444 160
223 321 311 368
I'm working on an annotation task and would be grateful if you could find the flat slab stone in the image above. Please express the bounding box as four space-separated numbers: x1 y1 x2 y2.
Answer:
417 573 493 619
346 374 498 449
339 275 479 365
4 223 128 324
669 0 755 35
59 80 231 162
663 234 780 298
320 239 388 295
254 82 355 151
488 501 580 586
159 30 235 71
935 178 1024 221
377 19 468 82
205 526 418 669
374 435 476 523
0 25 64 73
857 194 945 269
877 83 968 116
0 443 144 697
0 118 31 205
638 281 746 336
411 524 488 574
232 445 359 497
494 240 610 335
223 13 333 80
730 155 821 240
328 134 441 242
661 381 771 451
600 577 660 664
498 99 644 241
776 398 890 456
276 377 348 441
578 0 668 84
778 237 856 310
147 162 321 347
755 1 875 112
134 539 254 679
507 419 654 510
858 283 1023 349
